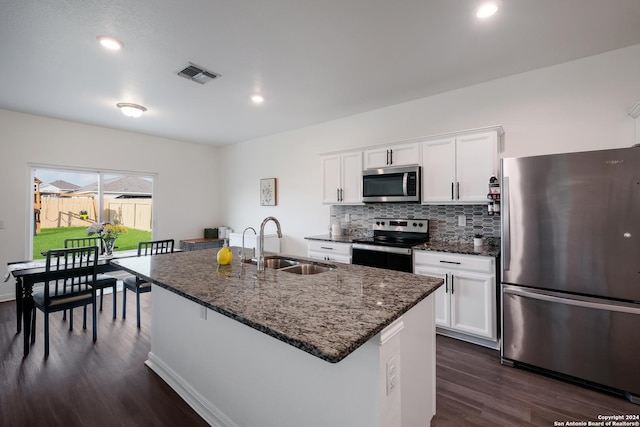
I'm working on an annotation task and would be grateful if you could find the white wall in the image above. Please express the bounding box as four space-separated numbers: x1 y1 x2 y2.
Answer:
3 44 640 299
0 109 220 300
218 44 640 255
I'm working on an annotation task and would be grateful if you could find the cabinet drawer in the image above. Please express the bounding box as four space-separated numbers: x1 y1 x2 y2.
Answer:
414 250 493 274
307 240 352 256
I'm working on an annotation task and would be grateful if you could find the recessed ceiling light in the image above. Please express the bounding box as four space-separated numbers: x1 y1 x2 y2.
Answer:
116 103 147 118
251 94 264 104
97 35 123 50
477 3 498 18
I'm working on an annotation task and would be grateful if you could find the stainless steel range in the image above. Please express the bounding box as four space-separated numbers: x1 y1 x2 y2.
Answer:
352 218 429 273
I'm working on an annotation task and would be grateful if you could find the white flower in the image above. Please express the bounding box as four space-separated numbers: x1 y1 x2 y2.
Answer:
87 222 104 235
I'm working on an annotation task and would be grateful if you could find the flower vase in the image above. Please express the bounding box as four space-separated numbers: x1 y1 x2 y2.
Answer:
103 238 116 257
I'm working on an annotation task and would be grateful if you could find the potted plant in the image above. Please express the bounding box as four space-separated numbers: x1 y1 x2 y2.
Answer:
473 233 483 247
79 210 88 220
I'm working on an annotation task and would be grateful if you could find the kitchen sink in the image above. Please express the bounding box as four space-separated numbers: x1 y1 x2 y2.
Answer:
244 256 335 274
278 263 335 275
262 257 299 269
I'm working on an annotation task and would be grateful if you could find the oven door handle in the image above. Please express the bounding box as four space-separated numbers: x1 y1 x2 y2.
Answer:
352 243 412 255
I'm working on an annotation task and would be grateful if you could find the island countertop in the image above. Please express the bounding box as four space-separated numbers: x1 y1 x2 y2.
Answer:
112 248 443 363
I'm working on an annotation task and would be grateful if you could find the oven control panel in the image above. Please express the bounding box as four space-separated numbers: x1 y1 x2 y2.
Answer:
373 218 429 233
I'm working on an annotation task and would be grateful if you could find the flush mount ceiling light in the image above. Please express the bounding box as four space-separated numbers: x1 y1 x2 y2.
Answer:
97 35 123 50
251 94 264 104
116 103 147 118
477 3 498 18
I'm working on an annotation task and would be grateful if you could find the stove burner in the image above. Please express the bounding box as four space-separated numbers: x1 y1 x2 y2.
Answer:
352 218 430 252
352 235 429 249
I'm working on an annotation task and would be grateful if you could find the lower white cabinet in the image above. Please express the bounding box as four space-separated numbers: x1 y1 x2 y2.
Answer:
414 250 496 345
228 233 281 253
307 240 352 264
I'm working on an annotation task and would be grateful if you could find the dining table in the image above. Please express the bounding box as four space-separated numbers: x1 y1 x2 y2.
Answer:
5 251 136 357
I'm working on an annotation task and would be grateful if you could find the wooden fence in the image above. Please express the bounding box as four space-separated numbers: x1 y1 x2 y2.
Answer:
39 196 152 231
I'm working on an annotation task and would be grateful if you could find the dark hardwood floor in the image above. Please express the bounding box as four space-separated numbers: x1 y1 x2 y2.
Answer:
0 291 208 427
432 335 638 426
1 292 637 426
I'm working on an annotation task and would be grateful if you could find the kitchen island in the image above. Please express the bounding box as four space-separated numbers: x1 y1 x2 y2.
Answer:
113 248 443 427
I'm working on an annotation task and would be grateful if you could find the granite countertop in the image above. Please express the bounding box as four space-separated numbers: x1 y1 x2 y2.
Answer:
112 248 442 364
304 234 356 243
307 234 501 258
413 241 501 257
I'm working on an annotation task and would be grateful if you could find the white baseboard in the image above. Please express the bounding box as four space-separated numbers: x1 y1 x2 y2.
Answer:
0 292 15 303
436 328 500 350
145 352 239 427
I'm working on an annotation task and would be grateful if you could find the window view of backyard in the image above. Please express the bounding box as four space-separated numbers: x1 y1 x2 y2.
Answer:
32 168 153 259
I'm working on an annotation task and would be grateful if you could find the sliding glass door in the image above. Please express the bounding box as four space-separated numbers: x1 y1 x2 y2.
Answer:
31 166 155 259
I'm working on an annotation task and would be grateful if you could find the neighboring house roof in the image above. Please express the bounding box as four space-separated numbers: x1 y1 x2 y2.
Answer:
49 179 81 191
40 179 81 194
75 176 152 196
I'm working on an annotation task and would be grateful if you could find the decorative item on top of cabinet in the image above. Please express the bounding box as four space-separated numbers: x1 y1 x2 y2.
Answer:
321 151 363 204
421 128 502 204
363 142 421 169
308 240 352 264
414 250 498 349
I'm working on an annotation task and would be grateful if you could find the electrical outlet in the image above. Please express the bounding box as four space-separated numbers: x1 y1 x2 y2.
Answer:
0 219 4 229
386 356 399 395
200 306 207 320
457 215 466 227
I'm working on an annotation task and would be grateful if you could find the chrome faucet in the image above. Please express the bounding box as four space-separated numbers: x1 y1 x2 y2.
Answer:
256 216 283 271
239 226 257 263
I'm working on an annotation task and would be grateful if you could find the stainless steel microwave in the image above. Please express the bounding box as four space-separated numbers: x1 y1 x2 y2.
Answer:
362 165 421 203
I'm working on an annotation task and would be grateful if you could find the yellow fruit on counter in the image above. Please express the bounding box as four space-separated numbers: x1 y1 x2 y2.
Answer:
217 245 233 265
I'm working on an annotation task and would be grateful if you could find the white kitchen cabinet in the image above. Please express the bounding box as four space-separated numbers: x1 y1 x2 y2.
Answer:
228 233 281 253
414 250 497 346
363 142 420 169
307 240 352 264
321 151 363 204
422 130 499 203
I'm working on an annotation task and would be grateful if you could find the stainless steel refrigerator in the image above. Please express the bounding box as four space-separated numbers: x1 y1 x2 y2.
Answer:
501 147 640 404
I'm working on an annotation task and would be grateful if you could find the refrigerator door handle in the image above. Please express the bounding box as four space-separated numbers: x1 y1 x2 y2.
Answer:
502 176 510 271
503 285 640 315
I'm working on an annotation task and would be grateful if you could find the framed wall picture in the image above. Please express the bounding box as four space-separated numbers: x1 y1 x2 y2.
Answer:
260 178 277 206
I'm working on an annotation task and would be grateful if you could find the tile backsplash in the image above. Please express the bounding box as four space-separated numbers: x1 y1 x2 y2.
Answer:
331 203 501 244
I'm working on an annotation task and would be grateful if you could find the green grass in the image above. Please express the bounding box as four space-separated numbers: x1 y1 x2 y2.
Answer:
33 227 152 259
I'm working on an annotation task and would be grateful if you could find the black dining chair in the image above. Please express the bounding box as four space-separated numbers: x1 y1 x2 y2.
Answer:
123 239 175 328
64 237 118 319
30 246 99 357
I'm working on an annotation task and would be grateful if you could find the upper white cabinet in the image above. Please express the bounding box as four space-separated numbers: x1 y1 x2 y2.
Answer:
422 130 500 204
363 142 420 169
321 151 363 204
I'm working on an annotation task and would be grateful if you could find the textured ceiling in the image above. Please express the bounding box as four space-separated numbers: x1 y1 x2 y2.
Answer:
1 0 640 146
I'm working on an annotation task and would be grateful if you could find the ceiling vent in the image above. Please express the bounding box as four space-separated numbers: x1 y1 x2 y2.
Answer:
177 63 221 84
